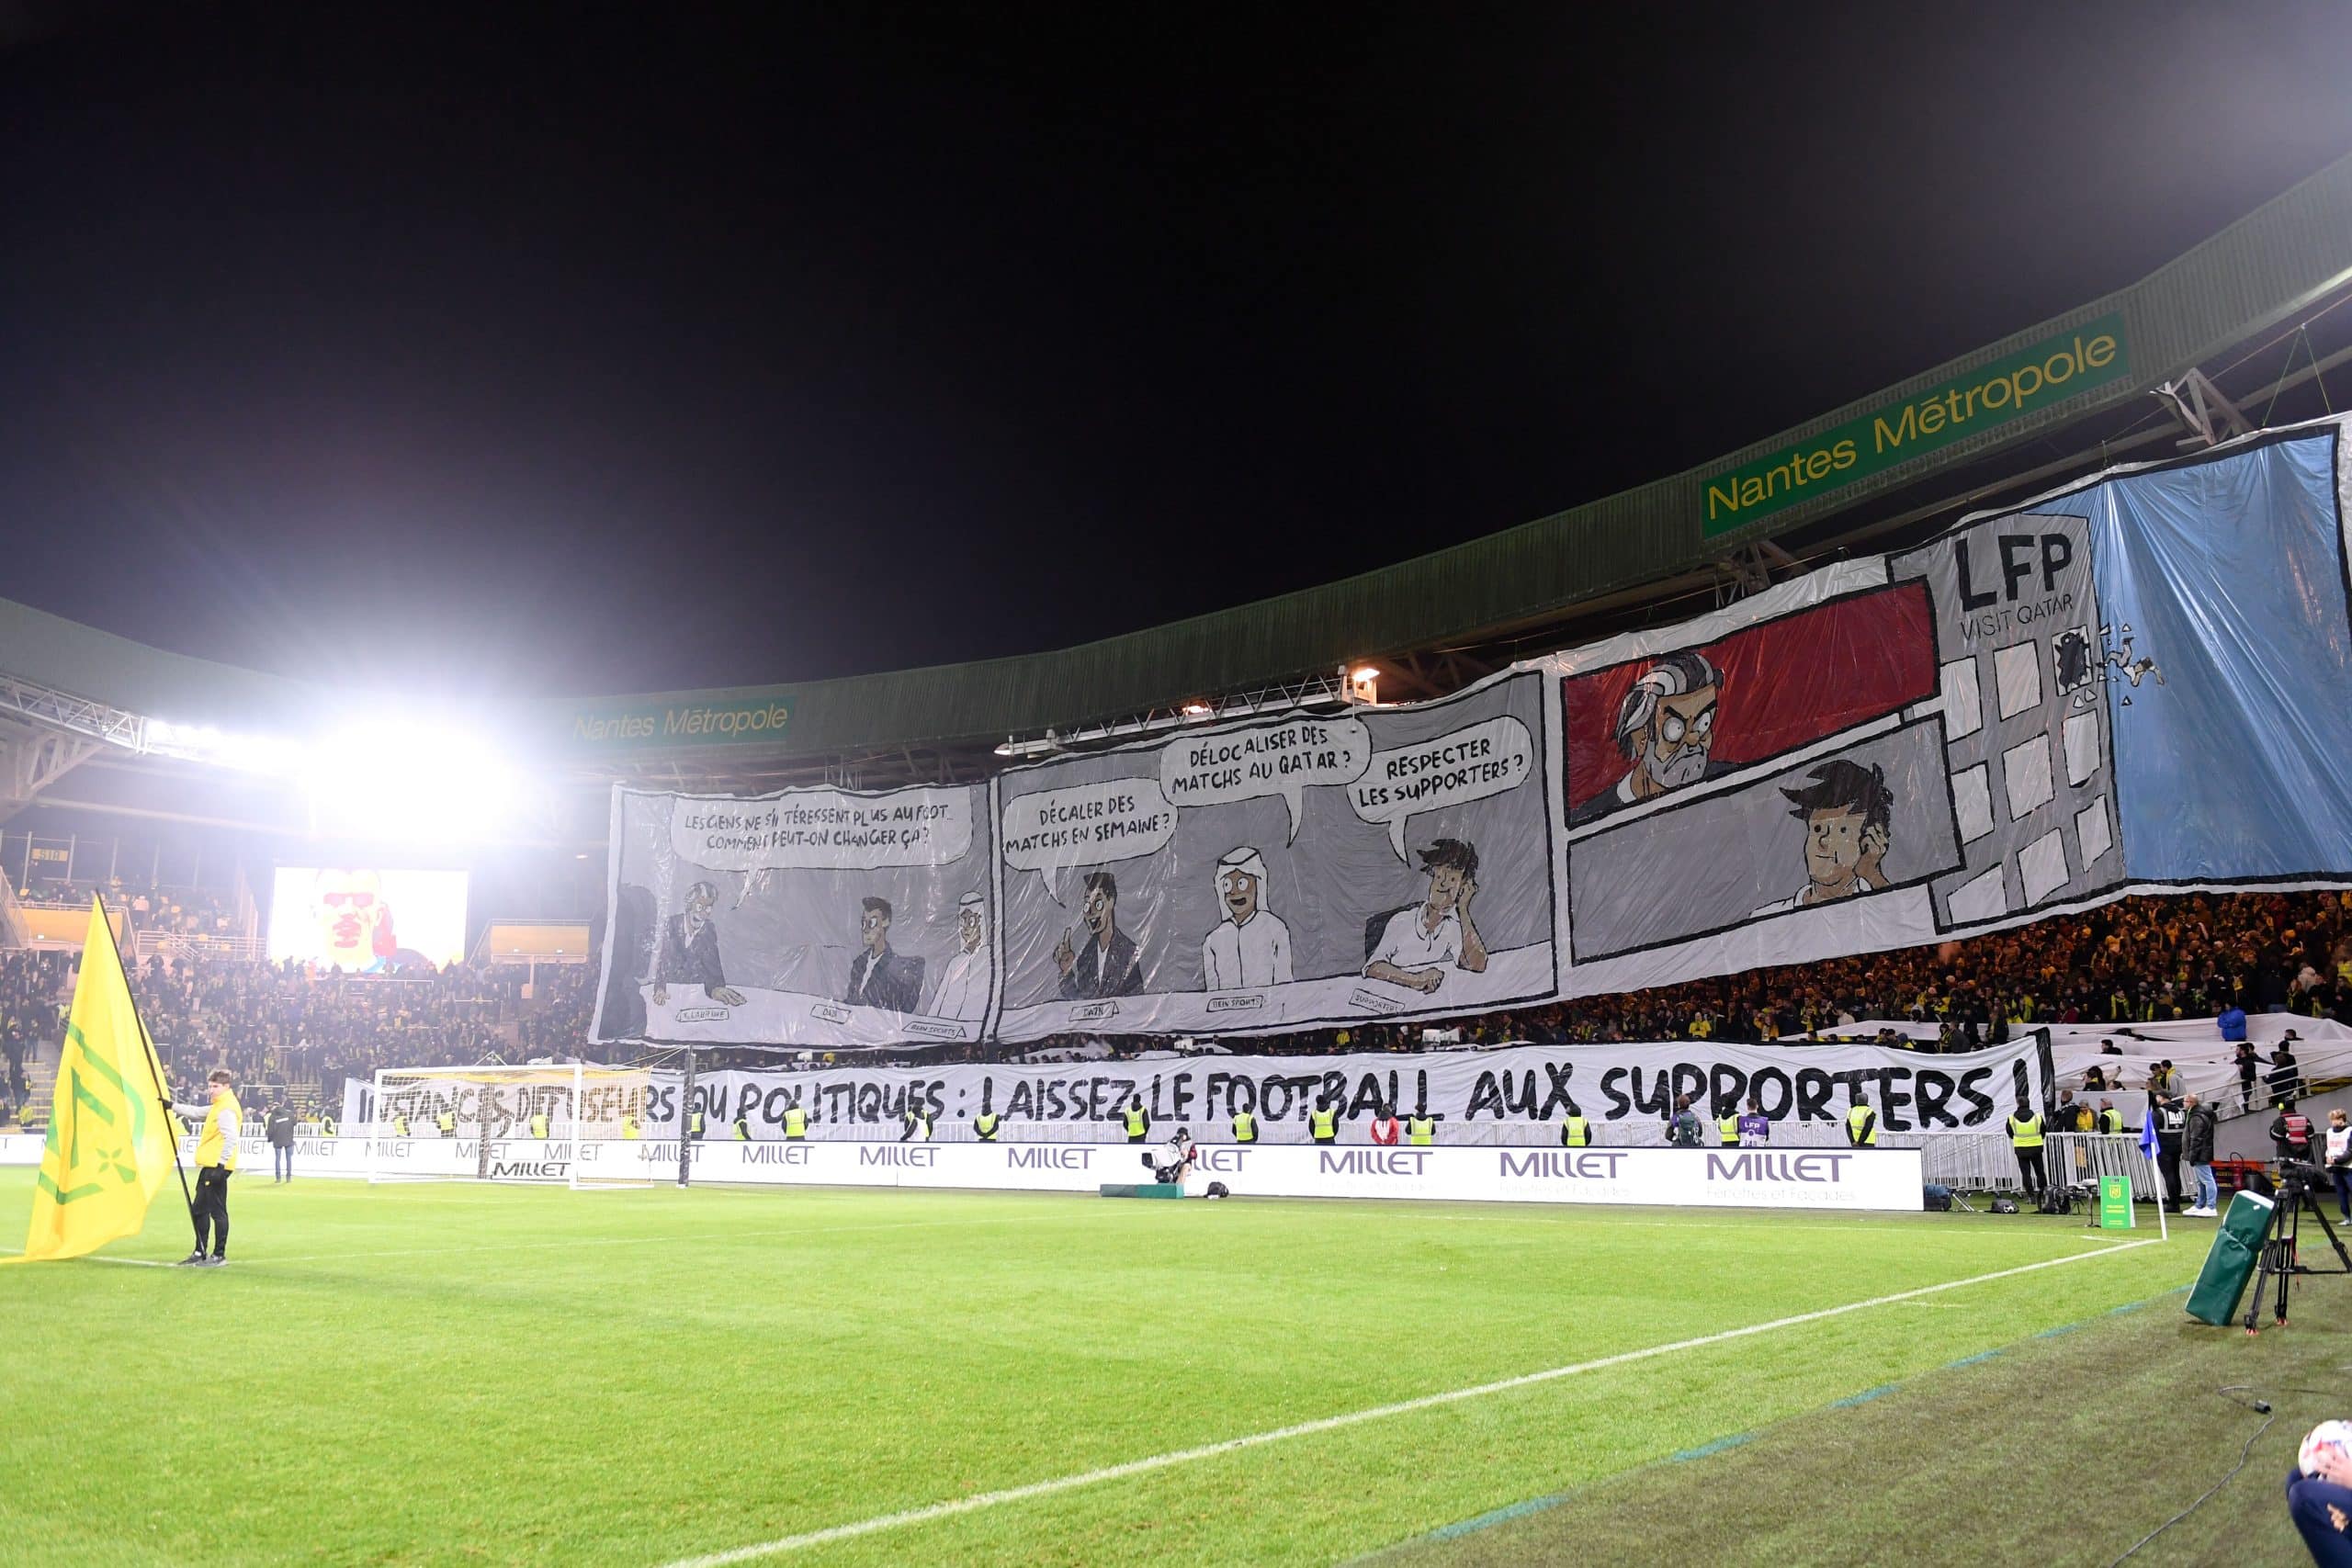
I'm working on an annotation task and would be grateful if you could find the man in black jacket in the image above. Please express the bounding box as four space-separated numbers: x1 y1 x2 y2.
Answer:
2182 1094 2219 1216
266 1097 296 1183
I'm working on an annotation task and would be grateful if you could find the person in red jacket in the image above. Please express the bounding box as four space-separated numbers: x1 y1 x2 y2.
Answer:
1368 1102 1402 1145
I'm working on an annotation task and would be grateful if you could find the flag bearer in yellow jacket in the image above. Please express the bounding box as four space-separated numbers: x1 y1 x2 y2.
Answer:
172 1069 242 1267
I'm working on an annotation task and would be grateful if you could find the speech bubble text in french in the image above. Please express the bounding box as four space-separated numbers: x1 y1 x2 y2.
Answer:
1348 715 1534 861
1001 779 1177 903
1159 716 1369 842
673 788 973 873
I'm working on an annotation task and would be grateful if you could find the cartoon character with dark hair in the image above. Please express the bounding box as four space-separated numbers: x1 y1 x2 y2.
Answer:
1573 649 1731 825
1054 870 1145 999
845 895 925 1013
1364 838 1488 994
1752 760 1893 917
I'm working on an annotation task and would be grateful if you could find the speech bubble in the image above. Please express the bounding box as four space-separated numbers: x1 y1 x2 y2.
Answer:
1348 714 1534 862
1159 715 1369 843
672 788 973 873
1001 778 1177 904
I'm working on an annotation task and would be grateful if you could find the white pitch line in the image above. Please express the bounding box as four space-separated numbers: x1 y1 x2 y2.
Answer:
656 1236 2159 1567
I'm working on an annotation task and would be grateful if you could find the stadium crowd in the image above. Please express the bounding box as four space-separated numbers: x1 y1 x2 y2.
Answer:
3 889 2348 1117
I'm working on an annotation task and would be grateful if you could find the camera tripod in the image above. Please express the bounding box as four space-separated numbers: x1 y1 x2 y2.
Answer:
2244 1172 2352 1333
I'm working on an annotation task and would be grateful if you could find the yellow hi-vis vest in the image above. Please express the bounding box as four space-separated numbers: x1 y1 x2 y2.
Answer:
393 1114 411 1137
621 1116 640 1139
1123 1106 1148 1139
974 1112 1001 1141
689 1111 705 1139
733 1117 752 1141
321 1115 338 1136
2098 1109 2123 1134
1847 1106 1878 1145
1561 1115 1590 1147
1308 1107 1338 1143
436 1111 457 1137
1717 1115 1739 1146
529 1112 549 1139
197 1094 243 1170
2007 1112 2044 1148
1408 1115 1435 1145
782 1106 808 1139
1232 1111 1257 1143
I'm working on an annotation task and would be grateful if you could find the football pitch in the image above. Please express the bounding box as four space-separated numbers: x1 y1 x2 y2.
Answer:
0 1170 2341 1566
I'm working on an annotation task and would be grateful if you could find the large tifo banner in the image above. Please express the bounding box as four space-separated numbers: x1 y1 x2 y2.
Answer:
991 669 1556 1042
1553 416 2352 997
593 782 995 1049
596 416 2352 1044
647 1036 2051 1140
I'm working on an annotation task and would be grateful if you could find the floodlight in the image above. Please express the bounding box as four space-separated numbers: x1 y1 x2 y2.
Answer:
299 719 530 841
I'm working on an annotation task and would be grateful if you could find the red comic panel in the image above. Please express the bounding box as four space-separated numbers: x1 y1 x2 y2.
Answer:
1564 581 1938 818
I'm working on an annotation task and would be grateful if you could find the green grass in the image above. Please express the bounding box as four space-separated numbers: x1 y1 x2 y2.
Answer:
0 1170 2322 1565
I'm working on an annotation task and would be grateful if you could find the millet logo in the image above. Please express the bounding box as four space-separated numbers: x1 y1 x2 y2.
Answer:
1008 1146 1091 1169
1318 1150 1429 1177
1706 1152 1852 1184
860 1145 937 1168
1195 1147 1249 1174
489 1160 570 1180
1498 1149 1628 1180
744 1144 812 1166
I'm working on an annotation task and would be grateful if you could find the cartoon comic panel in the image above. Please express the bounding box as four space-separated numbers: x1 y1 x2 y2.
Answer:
1563 581 1939 829
1568 721 1965 963
1889 512 2124 929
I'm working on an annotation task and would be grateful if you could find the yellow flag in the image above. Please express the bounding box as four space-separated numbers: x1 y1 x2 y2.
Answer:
9 898 177 1263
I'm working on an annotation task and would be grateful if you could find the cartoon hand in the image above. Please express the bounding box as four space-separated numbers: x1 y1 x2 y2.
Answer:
1458 876 1477 914
711 987 746 1008
1417 969 1444 994
650 982 669 1007
1054 932 1076 975
1858 825 1889 886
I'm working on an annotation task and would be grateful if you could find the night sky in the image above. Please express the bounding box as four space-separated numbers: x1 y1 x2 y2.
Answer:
5 3 2352 706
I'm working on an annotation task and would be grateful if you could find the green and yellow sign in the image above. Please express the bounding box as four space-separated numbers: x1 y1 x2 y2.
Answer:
1702 314 2130 536
2098 1172 2135 1230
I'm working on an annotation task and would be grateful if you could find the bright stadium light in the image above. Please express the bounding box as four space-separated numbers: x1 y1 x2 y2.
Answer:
145 717 311 774
299 719 530 841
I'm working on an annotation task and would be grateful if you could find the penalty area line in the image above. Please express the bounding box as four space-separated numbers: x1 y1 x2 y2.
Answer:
656 1236 2158 1567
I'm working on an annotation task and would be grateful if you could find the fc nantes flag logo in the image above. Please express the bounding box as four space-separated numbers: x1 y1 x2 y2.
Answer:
9 899 176 1263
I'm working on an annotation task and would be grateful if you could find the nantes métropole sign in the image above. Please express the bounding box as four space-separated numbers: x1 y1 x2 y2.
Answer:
1702 314 2130 537
557 694 792 751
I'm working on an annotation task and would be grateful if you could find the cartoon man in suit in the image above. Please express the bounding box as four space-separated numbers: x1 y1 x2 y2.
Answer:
650 881 746 1009
844 896 925 1013
1573 649 1732 825
1055 871 1145 999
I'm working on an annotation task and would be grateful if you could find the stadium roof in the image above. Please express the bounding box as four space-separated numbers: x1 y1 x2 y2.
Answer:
6 151 2352 781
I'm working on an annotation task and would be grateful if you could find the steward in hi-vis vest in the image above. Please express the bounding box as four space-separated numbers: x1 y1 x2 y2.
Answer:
1846 1101 1879 1146
529 1111 549 1139
1408 1115 1436 1145
1560 1114 1591 1147
901 1105 933 1142
974 1111 1001 1142
1716 1114 1739 1146
621 1115 641 1139
1308 1105 1339 1145
2007 1109 2047 1198
436 1111 457 1138
689 1111 705 1140
320 1113 339 1137
733 1116 752 1141
1231 1111 1257 1144
783 1105 808 1139
1121 1101 1149 1143
392 1113 411 1137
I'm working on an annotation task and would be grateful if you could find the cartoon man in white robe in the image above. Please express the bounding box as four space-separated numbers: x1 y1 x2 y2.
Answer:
927 890 992 1021
1200 846 1292 990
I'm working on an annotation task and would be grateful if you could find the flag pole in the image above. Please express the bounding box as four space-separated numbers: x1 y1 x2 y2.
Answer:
97 897 198 1230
